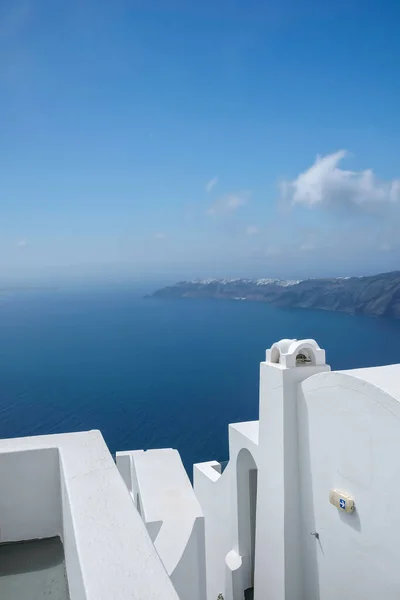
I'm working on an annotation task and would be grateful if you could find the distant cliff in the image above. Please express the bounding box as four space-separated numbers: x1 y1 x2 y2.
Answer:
151 271 400 318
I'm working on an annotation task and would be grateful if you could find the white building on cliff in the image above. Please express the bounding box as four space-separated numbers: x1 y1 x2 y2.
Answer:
2 338 400 600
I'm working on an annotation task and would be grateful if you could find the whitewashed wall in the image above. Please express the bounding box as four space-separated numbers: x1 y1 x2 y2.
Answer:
117 448 207 600
194 460 232 600
255 340 329 600
194 422 259 600
0 431 180 600
298 367 400 600
0 447 62 542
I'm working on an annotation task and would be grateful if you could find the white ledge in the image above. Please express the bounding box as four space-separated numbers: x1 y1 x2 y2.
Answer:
0 431 179 600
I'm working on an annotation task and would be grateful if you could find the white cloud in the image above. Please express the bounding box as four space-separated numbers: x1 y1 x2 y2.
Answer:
246 225 259 236
15 238 28 248
208 191 250 216
205 176 218 193
281 150 400 210
154 232 166 240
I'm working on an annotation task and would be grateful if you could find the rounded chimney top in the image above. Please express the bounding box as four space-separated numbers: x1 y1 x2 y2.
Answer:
266 338 326 368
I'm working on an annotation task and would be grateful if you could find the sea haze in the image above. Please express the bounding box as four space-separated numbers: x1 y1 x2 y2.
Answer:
1 286 400 474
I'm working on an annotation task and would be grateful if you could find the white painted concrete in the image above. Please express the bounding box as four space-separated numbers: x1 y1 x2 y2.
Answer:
255 340 330 600
5 338 400 600
194 460 230 600
225 550 243 600
0 447 62 543
194 421 259 600
298 366 400 600
0 431 179 600
194 339 331 600
117 448 206 600
193 339 400 600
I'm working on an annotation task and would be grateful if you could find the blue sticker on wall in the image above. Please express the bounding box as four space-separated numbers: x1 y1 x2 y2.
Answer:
339 498 346 510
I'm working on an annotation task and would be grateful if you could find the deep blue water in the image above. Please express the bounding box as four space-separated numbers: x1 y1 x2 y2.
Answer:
1 287 400 474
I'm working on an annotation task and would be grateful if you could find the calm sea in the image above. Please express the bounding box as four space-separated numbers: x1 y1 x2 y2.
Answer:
1 286 400 474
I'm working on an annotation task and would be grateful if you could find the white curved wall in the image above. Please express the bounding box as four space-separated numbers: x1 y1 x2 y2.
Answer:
194 460 233 600
298 369 400 600
194 421 259 600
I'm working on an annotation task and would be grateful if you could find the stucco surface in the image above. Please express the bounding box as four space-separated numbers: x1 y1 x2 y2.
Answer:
299 369 400 600
194 421 259 600
117 448 206 600
0 431 179 600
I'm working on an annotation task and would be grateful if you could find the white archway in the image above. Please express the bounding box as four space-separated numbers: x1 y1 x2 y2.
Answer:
236 449 258 594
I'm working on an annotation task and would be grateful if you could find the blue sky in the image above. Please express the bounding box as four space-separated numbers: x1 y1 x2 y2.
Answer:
1 0 400 283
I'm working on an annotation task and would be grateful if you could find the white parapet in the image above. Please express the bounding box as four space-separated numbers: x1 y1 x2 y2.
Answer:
117 447 207 600
0 430 179 600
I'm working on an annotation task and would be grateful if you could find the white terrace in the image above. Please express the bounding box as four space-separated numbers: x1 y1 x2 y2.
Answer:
2 338 400 600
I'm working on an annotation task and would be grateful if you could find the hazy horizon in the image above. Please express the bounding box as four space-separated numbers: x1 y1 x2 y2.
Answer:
1 260 398 291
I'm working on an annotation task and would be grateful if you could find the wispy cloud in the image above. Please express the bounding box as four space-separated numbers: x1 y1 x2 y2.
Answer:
207 191 250 216
205 176 218 193
245 225 259 236
15 238 28 248
154 232 166 240
280 150 400 210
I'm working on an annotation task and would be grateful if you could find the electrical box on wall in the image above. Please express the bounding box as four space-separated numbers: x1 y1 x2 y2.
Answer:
329 489 355 513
